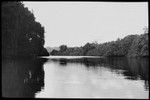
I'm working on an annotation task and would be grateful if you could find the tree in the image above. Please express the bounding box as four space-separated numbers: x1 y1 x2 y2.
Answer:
82 43 95 55
50 50 59 55
49 28 148 57
59 45 67 52
128 33 149 57
2 1 49 58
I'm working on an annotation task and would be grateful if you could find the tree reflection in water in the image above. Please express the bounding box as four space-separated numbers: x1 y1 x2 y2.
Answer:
50 57 149 91
2 58 48 98
2 57 149 98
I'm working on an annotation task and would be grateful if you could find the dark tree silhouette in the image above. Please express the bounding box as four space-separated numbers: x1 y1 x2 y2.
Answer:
50 29 148 57
2 1 49 58
59 45 67 52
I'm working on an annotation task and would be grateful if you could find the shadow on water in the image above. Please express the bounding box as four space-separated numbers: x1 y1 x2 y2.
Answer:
59 58 68 66
2 56 149 98
49 57 149 91
2 58 48 98
105 57 149 91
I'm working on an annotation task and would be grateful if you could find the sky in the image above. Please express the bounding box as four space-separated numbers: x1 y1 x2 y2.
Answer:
23 2 148 47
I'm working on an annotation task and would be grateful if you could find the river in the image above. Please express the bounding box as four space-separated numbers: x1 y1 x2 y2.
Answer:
2 56 149 98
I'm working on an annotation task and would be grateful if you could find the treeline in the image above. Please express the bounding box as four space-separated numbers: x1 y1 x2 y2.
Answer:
2 1 49 58
50 31 149 57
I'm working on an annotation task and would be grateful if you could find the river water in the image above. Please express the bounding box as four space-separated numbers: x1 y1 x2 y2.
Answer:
2 56 149 98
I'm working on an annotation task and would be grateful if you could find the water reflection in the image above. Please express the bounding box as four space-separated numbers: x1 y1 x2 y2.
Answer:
2 58 48 98
49 57 149 91
2 57 149 98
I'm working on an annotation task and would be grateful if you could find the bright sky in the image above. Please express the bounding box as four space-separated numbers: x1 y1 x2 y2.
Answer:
23 2 148 47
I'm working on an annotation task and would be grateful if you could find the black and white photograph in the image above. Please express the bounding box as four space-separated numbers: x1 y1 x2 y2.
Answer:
1 1 149 99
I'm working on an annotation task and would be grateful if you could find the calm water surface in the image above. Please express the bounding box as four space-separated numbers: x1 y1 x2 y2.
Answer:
2 56 149 98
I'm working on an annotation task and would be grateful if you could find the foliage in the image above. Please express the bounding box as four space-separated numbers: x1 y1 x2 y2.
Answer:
128 33 149 57
2 1 49 58
50 31 149 57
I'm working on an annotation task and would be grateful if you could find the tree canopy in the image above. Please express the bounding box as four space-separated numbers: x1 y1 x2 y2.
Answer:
2 1 49 58
50 30 149 57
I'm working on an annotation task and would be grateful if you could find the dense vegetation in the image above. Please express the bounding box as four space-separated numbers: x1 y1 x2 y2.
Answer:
2 2 49 58
50 31 149 57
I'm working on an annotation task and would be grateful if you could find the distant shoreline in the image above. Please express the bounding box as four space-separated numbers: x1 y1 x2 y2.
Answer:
49 32 149 57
